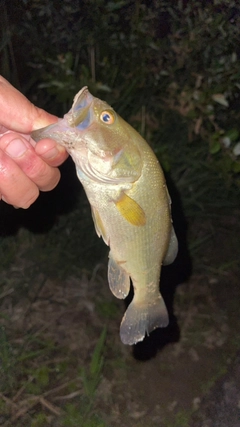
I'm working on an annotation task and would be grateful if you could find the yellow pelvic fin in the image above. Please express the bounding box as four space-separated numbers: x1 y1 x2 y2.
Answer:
115 193 146 226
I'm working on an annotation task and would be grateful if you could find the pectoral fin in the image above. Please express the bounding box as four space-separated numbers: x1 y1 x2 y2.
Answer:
108 254 130 299
115 193 146 226
163 226 178 265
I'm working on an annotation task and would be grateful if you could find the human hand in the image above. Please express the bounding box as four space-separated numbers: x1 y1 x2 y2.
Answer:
0 76 68 208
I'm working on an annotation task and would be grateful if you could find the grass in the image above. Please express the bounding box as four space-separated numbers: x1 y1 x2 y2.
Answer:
0 325 108 426
165 410 191 427
62 403 106 427
80 327 107 404
0 326 16 392
60 328 107 427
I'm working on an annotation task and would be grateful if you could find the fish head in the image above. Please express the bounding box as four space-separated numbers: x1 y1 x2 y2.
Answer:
31 87 142 184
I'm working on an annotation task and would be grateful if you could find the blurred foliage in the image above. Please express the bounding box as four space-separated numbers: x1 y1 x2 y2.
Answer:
1 0 240 189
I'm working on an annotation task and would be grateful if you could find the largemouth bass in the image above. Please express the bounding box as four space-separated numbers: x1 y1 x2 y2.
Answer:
32 87 178 345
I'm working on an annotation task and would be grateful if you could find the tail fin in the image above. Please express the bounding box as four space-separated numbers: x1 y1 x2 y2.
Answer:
120 294 169 345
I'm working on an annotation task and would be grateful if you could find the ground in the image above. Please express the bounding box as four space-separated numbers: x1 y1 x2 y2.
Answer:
0 173 239 427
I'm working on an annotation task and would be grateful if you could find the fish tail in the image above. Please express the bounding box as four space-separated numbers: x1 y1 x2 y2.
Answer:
120 294 169 345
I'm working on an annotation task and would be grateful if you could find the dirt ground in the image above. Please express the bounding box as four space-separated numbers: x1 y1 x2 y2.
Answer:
0 192 239 426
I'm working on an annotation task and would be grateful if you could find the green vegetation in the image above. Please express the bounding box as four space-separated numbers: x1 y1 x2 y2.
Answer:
79 327 106 406
0 325 107 426
166 410 191 427
61 328 107 426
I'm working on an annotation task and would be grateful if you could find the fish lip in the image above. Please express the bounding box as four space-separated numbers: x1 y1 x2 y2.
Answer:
31 86 93 145
70 105 89 127
31 120 74 144
69 86 93 127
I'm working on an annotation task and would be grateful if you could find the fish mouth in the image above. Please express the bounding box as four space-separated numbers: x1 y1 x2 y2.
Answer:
70 86 93 123
69 86 93 129
31 86 93 144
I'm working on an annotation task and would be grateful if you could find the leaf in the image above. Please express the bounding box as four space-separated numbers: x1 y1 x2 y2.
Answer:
232 161 240 173
233 142 240 156
225 129 239 142
221 137 231 148
212 94 229 107
210 140 221 154
36 366 49 387
90 327 107 376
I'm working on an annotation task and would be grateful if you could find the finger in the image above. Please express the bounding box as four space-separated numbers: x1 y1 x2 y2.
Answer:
34 138 69 167
0 133 61 192
0 76 58 133
0 148 39 208
0 131 68 168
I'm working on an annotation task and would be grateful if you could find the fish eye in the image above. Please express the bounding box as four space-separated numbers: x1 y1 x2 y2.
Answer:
100 110 115 125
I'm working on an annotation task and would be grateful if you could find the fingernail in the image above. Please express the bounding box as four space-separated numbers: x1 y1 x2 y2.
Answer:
5 138 28 158
41 147 59 160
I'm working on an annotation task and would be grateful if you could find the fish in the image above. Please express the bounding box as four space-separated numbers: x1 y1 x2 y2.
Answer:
31 87 178 345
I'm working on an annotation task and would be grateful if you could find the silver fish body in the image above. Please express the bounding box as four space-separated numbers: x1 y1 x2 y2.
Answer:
32 87 178 345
